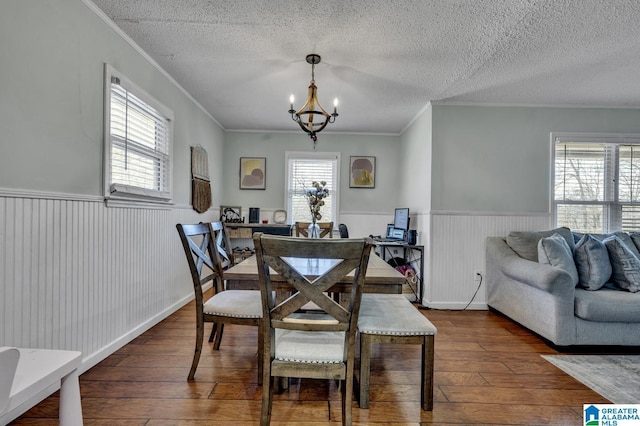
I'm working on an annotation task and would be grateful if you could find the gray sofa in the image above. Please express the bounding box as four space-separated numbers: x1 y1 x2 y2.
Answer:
486 229 640 346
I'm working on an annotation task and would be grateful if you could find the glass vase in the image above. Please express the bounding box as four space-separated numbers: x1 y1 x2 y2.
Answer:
308 222 320 238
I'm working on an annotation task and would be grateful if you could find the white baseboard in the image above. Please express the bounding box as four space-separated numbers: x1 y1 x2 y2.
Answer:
422 301 488 310
77 291 197 375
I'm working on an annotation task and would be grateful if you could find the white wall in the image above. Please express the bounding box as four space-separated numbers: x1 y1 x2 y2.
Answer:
0 0 223 372
399 106 432 303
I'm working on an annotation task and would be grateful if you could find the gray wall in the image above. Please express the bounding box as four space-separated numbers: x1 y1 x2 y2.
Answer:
430 105 640 213
0 0 225 205
222 132 403 214
0 0 224 372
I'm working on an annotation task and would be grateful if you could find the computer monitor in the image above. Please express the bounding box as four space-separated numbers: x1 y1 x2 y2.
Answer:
393 208 410 231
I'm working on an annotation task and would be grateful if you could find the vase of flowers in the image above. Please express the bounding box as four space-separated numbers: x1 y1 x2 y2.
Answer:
308 222 320 238
304 180 328 238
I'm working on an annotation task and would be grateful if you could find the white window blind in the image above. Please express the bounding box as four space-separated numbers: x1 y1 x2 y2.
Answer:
105 65 173 203
285 152 339 225
553 133 640 233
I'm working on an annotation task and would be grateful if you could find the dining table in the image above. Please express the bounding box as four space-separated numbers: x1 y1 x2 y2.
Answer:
223 250 406 392
224 253 406 294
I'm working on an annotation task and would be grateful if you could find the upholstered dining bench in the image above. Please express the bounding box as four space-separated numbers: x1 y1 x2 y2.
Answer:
357 294 437 410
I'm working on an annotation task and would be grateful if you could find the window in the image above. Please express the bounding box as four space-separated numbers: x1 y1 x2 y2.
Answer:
104 64 173 205
553 133 640 233
285 152 340 225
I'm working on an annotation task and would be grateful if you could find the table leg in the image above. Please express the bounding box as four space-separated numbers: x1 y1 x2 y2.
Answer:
59 369 83 426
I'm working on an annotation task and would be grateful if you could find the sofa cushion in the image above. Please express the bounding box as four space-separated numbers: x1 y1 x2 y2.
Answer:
506 227 574 262
604 236 640 293
575 287 640 322
537 233 579 285
573 234 611 291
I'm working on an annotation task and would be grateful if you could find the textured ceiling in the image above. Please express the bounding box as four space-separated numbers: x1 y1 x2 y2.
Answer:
90 0 640 134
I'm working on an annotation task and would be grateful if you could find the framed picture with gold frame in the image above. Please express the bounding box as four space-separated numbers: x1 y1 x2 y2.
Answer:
349 156 375 188
239 157 266 190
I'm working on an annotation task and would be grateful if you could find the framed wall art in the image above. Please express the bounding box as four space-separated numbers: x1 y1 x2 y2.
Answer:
220 206 243 223
350 156 375 188
239 157 266 190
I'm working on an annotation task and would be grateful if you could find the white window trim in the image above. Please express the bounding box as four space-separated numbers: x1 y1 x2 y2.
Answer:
551 131 640 232
285 151 341 226
103 64 174 207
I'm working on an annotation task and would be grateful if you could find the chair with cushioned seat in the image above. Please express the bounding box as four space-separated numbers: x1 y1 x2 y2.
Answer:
357 294 437 411
176 222 263 381
253 233 373 426
210 221 234 269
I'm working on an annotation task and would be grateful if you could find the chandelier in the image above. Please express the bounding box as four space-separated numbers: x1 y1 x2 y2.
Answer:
288 54 338 147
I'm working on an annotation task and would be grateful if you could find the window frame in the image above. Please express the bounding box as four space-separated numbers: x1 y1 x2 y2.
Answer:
551 132 640 233
103 64 174 207
284 151 340 226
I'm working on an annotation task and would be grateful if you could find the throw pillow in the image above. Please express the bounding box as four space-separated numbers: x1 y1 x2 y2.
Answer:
574 231 640 259
537 233 579 286
628 232 640 257
604 236 640 293
507 227 574 262
612 232 640 260
573 234 611 290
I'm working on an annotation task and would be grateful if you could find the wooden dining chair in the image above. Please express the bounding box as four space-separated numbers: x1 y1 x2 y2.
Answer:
253 233 373 426
210 221 234 269
294 221 334 238
176 223 263 381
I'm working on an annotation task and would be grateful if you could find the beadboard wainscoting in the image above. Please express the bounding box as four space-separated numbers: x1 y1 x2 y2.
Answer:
427 212 552 309
0 193 556 375
0 191 216 373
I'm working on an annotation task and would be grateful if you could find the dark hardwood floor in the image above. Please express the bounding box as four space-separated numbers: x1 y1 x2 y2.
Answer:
12 292 612 425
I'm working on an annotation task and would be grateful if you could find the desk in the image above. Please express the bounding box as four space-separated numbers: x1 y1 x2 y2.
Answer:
224 223 293 263
225 254 405 294
223 223 292 239
373 242 424 302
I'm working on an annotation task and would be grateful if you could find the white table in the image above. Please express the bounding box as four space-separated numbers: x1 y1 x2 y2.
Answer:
0 347 83 425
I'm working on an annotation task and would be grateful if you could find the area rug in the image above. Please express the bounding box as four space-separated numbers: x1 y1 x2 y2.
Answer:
541 354 640 404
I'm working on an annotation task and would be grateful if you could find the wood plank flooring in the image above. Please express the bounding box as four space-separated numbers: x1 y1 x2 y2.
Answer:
11 293 616 425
